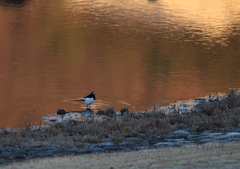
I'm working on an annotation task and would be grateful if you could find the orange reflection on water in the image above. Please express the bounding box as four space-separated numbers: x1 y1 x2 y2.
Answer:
65 0 240 46
0 0 240 128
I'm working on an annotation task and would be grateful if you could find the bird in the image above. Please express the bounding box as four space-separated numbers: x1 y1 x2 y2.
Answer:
71 92 96 108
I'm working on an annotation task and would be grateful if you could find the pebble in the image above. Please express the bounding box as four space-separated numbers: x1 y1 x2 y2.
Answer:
172 130 191 135
226 132 240 137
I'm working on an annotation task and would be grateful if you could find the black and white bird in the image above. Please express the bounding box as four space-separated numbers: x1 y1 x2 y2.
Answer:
71 92 96 108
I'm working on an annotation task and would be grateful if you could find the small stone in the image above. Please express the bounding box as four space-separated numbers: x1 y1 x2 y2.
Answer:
207 133 223 136
199 139 215 143
154 142 173 146
199 130 213 135
164 138 185 142
119 142 135 146
90 142 114 148
56 109 68 115
187 135 199 139
3 147 25 154
120 107 129 115
214 135 231 140
172 130 191 135
226 132 240 137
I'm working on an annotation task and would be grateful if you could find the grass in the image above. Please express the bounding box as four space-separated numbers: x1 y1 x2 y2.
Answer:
2 141 240 169
0 89 240 148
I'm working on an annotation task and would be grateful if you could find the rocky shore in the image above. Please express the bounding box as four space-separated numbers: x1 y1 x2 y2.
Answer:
1 89 240 166
43 91 230 123
1 128 240 166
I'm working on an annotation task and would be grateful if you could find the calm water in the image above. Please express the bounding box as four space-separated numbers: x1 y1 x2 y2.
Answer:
0 0 240 127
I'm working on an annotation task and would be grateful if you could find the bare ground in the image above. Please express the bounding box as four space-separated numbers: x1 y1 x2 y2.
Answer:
2 141 240 169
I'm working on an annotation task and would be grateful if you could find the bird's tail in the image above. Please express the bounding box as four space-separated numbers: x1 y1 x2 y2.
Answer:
70 99 80 101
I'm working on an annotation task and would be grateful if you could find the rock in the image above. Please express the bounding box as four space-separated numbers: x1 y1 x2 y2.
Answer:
56 109 68 115
199 130 213 135
161 135 187 139
221 128 236 132
226 132 240 137
154 142 178 147
214 135 232 140
120 107 129 115
187 135 200 139
194 104 204 110
119 142 135 146
91 142 114 148
3 147 26 155
207 133 222 136
182 128 198 132
172 130 191 135
164 138 185 142
199 139 215 143
123 137 142 142
96 110 105 115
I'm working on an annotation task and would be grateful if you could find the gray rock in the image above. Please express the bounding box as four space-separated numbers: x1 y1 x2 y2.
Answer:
123 137 142 142
181 128 197 132
3 147 25 154
199 130 213 135
187 135 200 139
207 133 223 136
164 138 186 142
119 142 135 146
172 130 191 135
90 142 114 148
214 135 232 140
226 132 240 137
199 139 215 143
220 128 236 132
161 135 187 139
154 142 174 147
187 135 201 140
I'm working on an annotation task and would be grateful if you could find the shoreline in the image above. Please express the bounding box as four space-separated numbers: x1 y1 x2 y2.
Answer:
1 88 240 166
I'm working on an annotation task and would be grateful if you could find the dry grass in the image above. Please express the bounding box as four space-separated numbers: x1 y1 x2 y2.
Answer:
2 141 240 169
1 89 240 148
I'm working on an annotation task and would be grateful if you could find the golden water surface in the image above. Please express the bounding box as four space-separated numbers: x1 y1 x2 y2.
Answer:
0 0 240 127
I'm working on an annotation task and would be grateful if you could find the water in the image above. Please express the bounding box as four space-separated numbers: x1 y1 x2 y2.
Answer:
0 0 240 127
